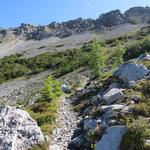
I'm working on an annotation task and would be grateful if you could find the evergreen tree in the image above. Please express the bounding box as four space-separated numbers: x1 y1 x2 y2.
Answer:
114 40 125 66
40 76 62 102
88 39 105 78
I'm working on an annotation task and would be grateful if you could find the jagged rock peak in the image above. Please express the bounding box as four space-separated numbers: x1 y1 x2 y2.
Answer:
97 9 125 27
0 6 149 40
125 6 150 24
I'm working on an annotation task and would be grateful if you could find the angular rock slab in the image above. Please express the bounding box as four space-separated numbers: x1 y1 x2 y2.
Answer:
103 88 124 104
114 62 149 84
95 125 127 150
0 105 44 150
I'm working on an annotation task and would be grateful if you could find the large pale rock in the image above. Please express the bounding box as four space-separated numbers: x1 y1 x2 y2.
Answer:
95 126 127 150
103 88 124 104
0 105 44 150
114 62 149 84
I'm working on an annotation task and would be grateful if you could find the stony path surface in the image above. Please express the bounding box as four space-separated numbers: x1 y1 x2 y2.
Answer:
49 95 78 150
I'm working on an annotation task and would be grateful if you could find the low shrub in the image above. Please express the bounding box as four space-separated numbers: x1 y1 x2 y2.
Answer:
25 76 62 135
121 117 150 150
123 39 150 60
133 102 150 117
25 100 59 134
0 48 90 83
141 80 150 98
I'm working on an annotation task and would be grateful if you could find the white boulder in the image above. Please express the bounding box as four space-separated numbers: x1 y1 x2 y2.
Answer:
95 125 127 150
0 105 44 150
114 62 149 84
103 88 124 104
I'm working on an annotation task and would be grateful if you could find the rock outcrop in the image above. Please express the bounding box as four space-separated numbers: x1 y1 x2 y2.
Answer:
97 10 125 27
125 6 150 24
0 6 149 40
0 105 44 150
114 62 149 84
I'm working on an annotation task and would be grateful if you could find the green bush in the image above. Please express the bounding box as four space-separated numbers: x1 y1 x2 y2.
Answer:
54 48 89 77
123 39 150 60
0 48 90 83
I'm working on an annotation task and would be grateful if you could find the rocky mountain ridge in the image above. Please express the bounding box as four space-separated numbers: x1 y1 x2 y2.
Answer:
0 6 149 40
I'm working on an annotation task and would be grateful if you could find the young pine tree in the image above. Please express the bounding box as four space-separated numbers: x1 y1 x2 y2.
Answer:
40 76 62 102
88 39 105 78
114 40 125 66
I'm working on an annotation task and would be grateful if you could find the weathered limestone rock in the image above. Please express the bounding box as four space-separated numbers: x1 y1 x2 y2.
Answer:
114 62 149 84
103 88 124 104
0 105 44 150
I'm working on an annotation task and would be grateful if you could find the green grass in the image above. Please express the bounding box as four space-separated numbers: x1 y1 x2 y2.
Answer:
25 100 60 135
25 76 62 135
121 117 150 150
123 38 150 60
133 102 150 117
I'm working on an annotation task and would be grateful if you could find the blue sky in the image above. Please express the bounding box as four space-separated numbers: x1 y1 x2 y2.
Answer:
0 0 149 28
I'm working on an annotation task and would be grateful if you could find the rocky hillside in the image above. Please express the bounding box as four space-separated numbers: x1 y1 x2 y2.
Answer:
0 6 150 150
0 6 149 41
68 61 150 150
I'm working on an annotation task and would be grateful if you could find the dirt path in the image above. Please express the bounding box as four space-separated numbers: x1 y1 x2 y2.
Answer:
49 95 77 150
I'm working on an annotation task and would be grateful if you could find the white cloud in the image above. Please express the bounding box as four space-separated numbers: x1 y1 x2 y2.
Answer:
83 0 94 9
